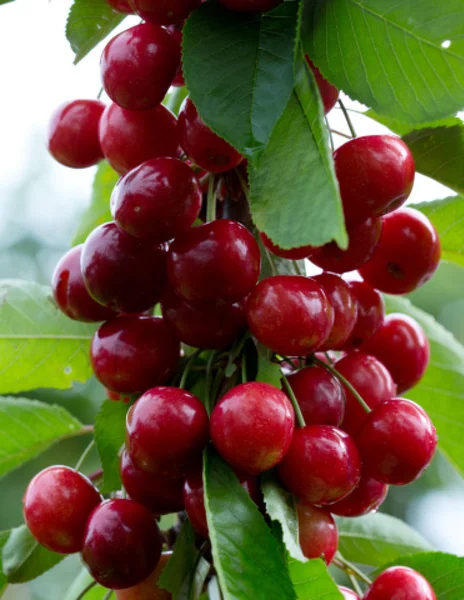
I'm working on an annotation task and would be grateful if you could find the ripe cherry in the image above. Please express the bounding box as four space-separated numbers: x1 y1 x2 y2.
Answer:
165 24 185 86
111 158 202 242
277 425 361 505
47 100 105 168
259 232 313 260
357 398 437 485
329 475 388 517
107 0 134 13
334 136 415 227
210 382 295 474
23 466 101 554
339 587 360 600
126 387 209 478
359 208 441 294
343 281 385 349
90 316 180 394
305 57 339 114
120 451 184 515
82 499 162 590
167 219 260 305
178 98 243 173
246 275 334 356
364 567 436 600
115 552 172 600
363 313 430 394
297 502 338 564
286 365 345 427
218 0 282 11
99 103 179 175
133 0 201 24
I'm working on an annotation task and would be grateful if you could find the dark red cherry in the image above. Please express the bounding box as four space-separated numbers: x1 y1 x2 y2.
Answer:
165 25 185 86
126 387 209 478
23 466 101 554
99 103 179 175
167 219 260 305
286 365 345 427
210 382 295 475
277 425 361 505
313 272 358 350
90 316 180 394
246 275 334 356
309 218 382 274
47 100 105 168
52 245 117 322
133 0 201 24
218 0 282 11
111 158 202 242
359 208 441 294
334 136 415 228
329 475 388 517
82 499 162 590
107 0 134 12
364 567 436 600
259 232 313 260
305 57 339 114
343 281 385 348
178 98 243 173
297 502 338 564
115 552 172 600
335 353 396 437
357 398 437 485
339 587 360 600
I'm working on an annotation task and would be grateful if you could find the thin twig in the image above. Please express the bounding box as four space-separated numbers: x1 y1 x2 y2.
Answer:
74 581 98 600
179 349 202 389
338 98 357 138
281 373 306 428
75 440 95 472
313 356 370 413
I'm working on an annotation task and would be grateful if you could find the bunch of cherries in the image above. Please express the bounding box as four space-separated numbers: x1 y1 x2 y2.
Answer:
23 0 441 598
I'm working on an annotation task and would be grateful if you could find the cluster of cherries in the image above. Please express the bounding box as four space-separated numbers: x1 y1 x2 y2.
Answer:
22 0 441 598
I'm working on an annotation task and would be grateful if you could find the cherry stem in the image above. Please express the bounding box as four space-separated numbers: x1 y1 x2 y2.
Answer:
205 350 220 415
263 245 278 276
74 580 98 600
97 87 104 100
74 440 95 472
103 591 114 600
188 541 209 600
207 174 217 222
88 468 103 483
338 98 357 138
349 573 364 597
330 128 352 140
281 373 306 428
325 117 335 152
334 554 372 585
292 260 304 276
323 351 334 366
235 167 250 203
313 357 371 414
179 349 202 389
241 352 247 383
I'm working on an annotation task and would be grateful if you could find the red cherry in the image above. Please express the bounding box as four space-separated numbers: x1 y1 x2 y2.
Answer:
313 272 358 350
47 100 105 168
305 57 339 114
362 313 430 394
107 0 134 12
259 232 313 260
106 389 133 404
23 466 101 554
329 475 388 517
91 316 180 394
343 281 385 349
364 567 436 600
115 553 172 600
52 245 117 322
277 425 361 505
178 99 243 173
126 387 209 478
359 208 441 294
167 219 260 305
210 382 295 475
99 103 179 175
335 353 396 437
286 365 345 427
339 587 360 600
309 218 382 274
133 0 201 24
357 398 437 485
246 275 334 356
297 502 338 564
334 136 415 228
82 499 162 590
165 25 185 86
218 0 282 11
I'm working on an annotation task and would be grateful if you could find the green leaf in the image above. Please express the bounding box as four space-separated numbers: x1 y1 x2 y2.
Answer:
255 356 282 388
365 109 461 137
94 399 128 494
249 55 346 250
288 557 343 600
337 513 433 568
183 0 300 161
257 236 306 280
204 448 296 600
0 530 11 594
64 569 108 600
2 525 65 583
73 161 118 245
0 280 96 394
66 0 126 64
0 0 14 5
303 0 464 124
0 396 85 479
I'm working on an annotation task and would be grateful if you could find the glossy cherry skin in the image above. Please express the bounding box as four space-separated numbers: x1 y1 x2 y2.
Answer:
334 136 415 228
329 475 388 517
363 313 430 394
309 218 382 274
47 100 105 168
339 587 360 600
52 245 117 322
313 273 358 350
246 276 334 356
120 451 184 515
133 0 201 24
297 502 338 564
82 499 162 590
99 103 179 175
343 281 385 349
111 158 202 242
278 425 361 505
218 0 282 11
305 57 339 114
364 567 436 600
168 219 260 305
286 365 345 427
178 99 243 173
335 353 396 437
210 382 295 475
115 552 172 600
359 208 441 294
23 466 101 554
107 0 134 12
165 25 185 86
259 232 313 260
357 398 437 485
126 387 209 478
91 316 180 394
